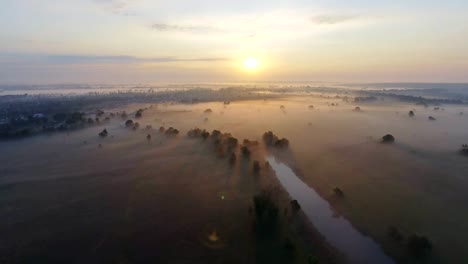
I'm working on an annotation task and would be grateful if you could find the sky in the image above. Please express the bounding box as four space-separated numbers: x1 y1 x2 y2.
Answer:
0 0 468 84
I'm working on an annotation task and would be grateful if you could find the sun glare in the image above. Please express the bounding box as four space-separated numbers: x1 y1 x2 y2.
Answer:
243 57 259 71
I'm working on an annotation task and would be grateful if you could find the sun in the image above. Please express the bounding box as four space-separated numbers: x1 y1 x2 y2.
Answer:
243 57 259 70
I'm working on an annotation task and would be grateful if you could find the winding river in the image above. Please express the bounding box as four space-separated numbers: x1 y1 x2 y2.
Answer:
266 156 394 264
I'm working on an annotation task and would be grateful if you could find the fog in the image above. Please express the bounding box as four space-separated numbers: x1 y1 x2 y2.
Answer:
1 87 468 263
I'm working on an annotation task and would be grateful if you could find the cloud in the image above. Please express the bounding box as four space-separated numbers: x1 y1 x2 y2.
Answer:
0 54 229 64
93 0 138 14
151 23 222 33
310 15 356 25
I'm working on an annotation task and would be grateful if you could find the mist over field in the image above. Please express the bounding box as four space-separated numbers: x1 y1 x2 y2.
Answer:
1 83 468 263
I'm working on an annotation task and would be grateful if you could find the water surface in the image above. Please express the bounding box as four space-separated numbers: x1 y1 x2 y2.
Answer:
266 156 394 264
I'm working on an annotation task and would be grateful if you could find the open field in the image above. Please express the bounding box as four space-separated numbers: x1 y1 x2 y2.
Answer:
1 89 468 263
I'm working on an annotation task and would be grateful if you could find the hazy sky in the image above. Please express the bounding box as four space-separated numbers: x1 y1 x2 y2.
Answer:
1 0 468 84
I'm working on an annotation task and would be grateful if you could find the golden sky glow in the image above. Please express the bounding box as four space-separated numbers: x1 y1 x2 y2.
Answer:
0 0 468 83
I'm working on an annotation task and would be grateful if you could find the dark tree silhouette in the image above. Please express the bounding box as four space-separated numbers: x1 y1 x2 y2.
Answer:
290 200 301 211
211 130 222 139
253 160 261 173
253 190 279 231
229 153 236 165
165 127 179 136
187 128 202 137
333 187 344 198
99 129 108 137
408 234 432 257
409 110 415 117
201 130 210 140
461 144 468 156
382 134 395 143
135 109 143 118
226 136 238 150
241 146 251 158
125 119 134 128
263 131 289 149
387 226 404 243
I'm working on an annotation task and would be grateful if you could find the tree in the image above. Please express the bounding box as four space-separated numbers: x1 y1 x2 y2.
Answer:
229 153 236 165
333 187 344 198
263 131 289 149
125 119 134 127
409 110 415 117
461 144 468 156
241 146 251 158
99 129 108 137
165 127 179 136
387 226 404 243
253 160 261 173
135 109 143 118
382 134 395 143
407 234 432 257
253 190 279 232
201 130 210 140
290 200 301 211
